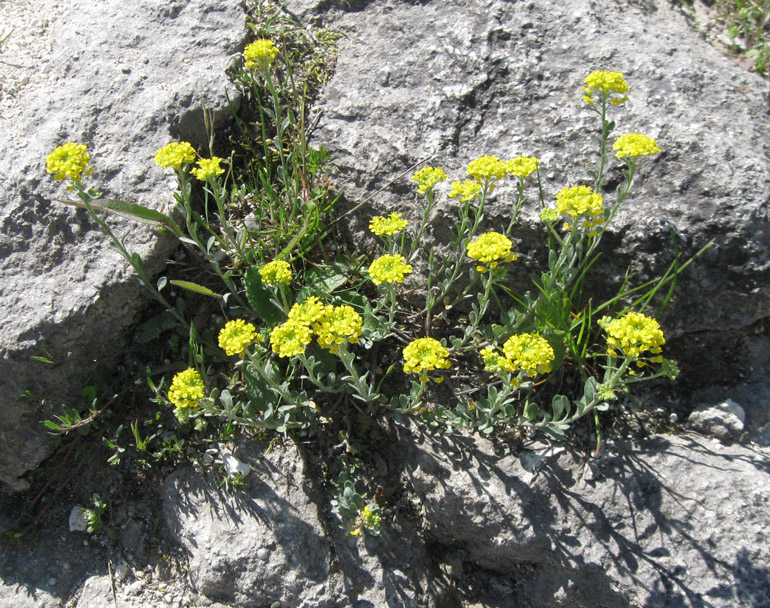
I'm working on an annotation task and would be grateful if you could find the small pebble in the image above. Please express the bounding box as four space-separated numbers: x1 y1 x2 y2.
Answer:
224 453 251 477
114 561 130 580
68 505 89 532
257 548 269 560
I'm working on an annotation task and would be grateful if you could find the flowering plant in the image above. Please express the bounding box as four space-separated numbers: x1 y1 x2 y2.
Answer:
44 55 709 539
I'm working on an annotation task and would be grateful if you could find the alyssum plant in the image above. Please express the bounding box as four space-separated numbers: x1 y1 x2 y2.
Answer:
46 57 705 537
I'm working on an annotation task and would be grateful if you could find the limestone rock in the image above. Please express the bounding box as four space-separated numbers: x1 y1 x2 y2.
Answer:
72 573 190 608
0 0 247 490
395 426 770 607
754 421 770 447
688 398 746 440
162 440 445 607
163 443 333 607
68 505 89 533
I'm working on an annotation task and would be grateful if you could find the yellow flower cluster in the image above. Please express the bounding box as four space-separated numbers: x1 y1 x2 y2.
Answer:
467 155 508 182
555 185 604 234
466 231 517 271
455 155 538 190
314 305 363 353
244 39 279 69
191 157 226 182
154 141 196 169
600 312 665 359
349 505 382 537
369 212 408 237
502 333 555 377
504 156 539 178
360 505 381 530
270 319 313 358
480 346 516 374
449 179 482 202
539 208 559 224
411 166 447 194
260 260 293 286
46 143 92 181
271 298 363 357
288 296 327 324
582 71 630 105
218 319 261 357
403 337 451 382
613 133 661 159
368 254 413 285
168 368 205 409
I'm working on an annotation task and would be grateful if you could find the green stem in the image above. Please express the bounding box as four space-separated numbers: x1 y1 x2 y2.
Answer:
456 269 496 351
338 344 380 403
298 354 344 393
593 96 611 192
407 380 427 413
73 183 187 328
408 189 437 264
425 185 489 320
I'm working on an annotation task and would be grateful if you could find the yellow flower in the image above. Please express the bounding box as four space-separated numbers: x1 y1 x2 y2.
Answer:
504 156 539 179
600 312 665 358
270 319 313 358
539 208 559 224
502 333 555 377
368 254 413 285
556 185 603 218
288 296 327 325
369 212 408 237
466 231 517 271
411 166 447 194
260 260 292 286
360 505 382 531
46 143 92 181
191 157 226 182
154 142 196 169
244 39 279 69
403 337 451 382
218 319 260 357
448 179 482 203
168 368 205 409
555 185 604 232
613 133 661 159
480 346 516 373
467 155 507 182
314 305 363 352
583 71 630 105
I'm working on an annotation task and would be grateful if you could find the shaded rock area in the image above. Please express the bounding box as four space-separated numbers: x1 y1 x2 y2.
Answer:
688 398 746 440
161 441 446 608
0 0 248 490
395 425 770 608
6 427 766 607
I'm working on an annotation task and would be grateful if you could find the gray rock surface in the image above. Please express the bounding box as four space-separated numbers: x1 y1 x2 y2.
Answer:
163 442 334 607
688 398 746 440
302 0 770 384
0 0 247 490
71 573 191 608
162 440 445 607
394 425 770 608
755 421 770 447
